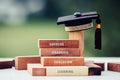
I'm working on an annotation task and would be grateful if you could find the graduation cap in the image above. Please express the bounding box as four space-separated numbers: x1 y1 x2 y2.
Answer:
57 11 102 50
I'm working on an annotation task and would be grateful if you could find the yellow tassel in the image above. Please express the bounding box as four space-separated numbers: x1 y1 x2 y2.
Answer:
96 24 101 28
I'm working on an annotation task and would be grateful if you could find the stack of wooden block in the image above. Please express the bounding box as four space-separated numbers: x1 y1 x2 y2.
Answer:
29 39 86 76
39 40 84 66
15 39 104 76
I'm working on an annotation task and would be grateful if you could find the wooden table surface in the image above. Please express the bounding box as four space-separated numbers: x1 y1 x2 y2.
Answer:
0 57 120 80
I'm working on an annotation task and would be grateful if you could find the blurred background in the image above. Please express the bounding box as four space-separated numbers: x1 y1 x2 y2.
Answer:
0 0 120 57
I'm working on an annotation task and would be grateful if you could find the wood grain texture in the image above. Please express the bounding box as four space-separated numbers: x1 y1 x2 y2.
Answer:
41 57 84 66
0 61 13 69
15 55 41 70
39 48 81 56
69 31 84 56
38 40 79 48
108 62 120 72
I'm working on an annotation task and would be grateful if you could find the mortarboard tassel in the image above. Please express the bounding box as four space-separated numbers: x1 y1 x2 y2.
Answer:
95 18 102 49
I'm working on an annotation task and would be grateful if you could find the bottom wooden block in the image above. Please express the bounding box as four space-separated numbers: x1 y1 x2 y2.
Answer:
27 64 88 76
108 62 120 72
15 55 41 70
27 63 102 76
0 61 13 69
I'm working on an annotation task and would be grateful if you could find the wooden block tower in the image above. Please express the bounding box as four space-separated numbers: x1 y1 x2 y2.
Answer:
27 11 102 76
57 11 102 56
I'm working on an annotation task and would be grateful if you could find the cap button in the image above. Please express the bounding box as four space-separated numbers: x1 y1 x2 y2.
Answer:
74 12 81 17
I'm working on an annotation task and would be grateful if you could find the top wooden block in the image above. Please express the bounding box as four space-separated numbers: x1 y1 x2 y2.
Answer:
38 40 79 48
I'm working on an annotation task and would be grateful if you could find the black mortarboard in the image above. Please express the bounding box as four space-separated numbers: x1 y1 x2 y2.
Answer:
57 11 102 50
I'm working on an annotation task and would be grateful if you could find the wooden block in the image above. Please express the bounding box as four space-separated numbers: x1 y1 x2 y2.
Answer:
0 61 13 69
85 60 105 71
15 55 41 70
27 64 46 76
65 22 93 31
69 31 84 56
27 63 102 76
41 57 84 66
85 63 102 75
27 64 88 76
46 66 88 76
38 40 79 48
108 62 120 72
40 48 81 56
94 62 105 71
